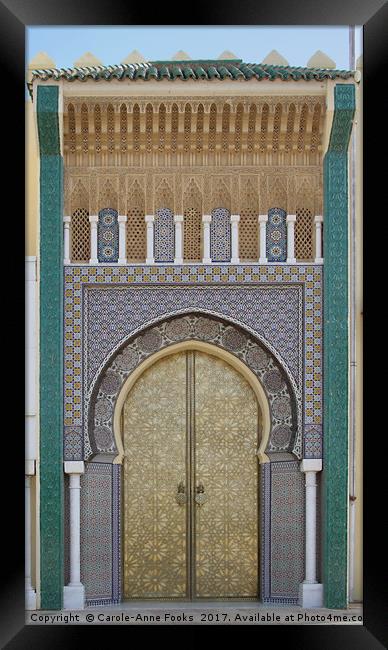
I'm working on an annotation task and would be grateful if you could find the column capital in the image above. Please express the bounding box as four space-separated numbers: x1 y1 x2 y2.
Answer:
64 461 85 475
202 214 212 223
258 214 268 223
145 214 154 223
314 214 324 224
118 215 127 223
63 215 71 224
300 458 322 473
174 214 184 223
286 214 297 222
230 214 240 223
89 214 98 224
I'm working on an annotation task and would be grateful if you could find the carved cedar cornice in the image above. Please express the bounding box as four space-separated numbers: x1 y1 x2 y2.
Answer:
64 95 326 110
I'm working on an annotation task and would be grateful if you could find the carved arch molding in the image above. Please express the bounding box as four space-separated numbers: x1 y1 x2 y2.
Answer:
87 313 300 460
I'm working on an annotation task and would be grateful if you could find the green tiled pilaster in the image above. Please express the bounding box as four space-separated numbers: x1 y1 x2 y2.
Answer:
323 84 355 609
37 85 64 610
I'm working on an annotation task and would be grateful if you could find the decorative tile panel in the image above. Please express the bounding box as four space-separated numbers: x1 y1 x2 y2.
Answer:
304 424 323 458
154 208 174 262
267 208 287 262
84 285 301 389
37 85 64 610
260 463 271 600
81 463 113 603
270 461 304 598
210 208 231 261
98 208 118 263
63 264 323 463
323 83 355 609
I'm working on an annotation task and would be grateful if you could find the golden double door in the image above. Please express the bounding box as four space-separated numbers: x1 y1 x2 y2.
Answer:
123 350 260 599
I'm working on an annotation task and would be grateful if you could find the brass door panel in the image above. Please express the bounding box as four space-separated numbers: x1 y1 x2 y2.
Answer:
194 351 259 598
122 350 259 600
123 352 188 598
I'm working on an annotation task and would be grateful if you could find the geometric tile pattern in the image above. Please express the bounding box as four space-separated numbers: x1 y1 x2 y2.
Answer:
80 463 113 604
98 208 119 263
37 84 64 611
210 208 231 262
89 313 299 461
85 285 301 389
63 263 323 460
63 426 83 459
304 424 323 458
267 208 287 262
269 461 305 598
154 208 175 262
260 463 271 600
323 83 355 608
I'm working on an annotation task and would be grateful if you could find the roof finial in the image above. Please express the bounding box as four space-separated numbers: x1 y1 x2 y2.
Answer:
28 51 56 70
73 52 103 68
27 52 56 84
171 50 192 60
262 50 289 66
306 50 336 69
217 50 238 60
121 50 147 64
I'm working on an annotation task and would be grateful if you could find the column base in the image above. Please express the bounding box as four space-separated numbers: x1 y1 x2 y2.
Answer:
174 258 183 265
146 258 155 265
231 258 240 264
64 259 71 265
26 588 37 610
202 258 211 264
298 582 324 608
118 258 127 265
287 258 297 264
259 258 268 264
314 257 324 264
89 259 99 265
63 584 85 610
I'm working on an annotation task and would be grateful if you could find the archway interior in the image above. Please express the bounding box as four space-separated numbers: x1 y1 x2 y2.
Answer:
122 349 260 600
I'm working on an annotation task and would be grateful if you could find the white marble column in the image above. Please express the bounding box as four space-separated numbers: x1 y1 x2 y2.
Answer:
63 461 85 610
25 257 37 609
286 214 297 264
230 214 240 264
314 215 324 263
202 215 212 264
174 215 184 264
63 216 71 264
25 469 36 610
118 215 127 265
89 215 99 264
298 458 324 608
145 215 155 264
258 215 268 264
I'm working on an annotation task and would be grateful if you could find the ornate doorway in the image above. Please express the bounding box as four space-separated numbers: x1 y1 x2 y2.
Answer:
122 349 260 600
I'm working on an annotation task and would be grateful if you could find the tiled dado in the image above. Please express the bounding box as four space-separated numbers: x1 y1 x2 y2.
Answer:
63 264 322 456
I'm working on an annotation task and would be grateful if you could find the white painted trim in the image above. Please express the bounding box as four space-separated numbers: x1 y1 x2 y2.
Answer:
145 214 155 264
64 461 85 474
300 458 322 473
202 214 212 263
57 78 352 99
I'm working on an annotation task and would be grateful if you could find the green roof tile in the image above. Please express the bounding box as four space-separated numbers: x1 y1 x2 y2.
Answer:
27 59 355 98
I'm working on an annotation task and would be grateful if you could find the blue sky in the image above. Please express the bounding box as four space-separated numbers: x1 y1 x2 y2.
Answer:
27 26 362 70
